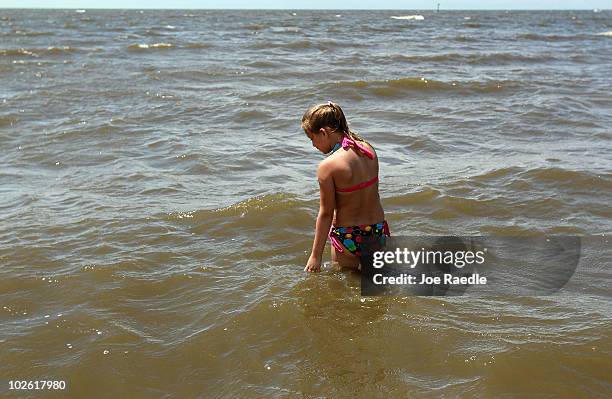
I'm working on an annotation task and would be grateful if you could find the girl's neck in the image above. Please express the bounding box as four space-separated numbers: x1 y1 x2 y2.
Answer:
328 132 345 155
329 141 342 154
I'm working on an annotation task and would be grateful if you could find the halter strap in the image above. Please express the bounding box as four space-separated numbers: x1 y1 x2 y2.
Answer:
341 135 375 159
328 142 342 155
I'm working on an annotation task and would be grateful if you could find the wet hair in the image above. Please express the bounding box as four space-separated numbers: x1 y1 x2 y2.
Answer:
301 101 368 145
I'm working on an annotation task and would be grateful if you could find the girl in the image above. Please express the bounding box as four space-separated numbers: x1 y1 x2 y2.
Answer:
302 102 390 273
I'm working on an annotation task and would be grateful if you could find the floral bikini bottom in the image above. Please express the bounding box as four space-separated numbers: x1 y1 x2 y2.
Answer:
329 220 390 257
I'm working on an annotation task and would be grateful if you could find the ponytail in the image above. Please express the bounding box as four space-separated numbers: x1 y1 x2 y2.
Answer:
301 101 371 147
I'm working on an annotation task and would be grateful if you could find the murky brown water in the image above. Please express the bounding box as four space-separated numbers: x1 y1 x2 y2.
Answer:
1 9 611 398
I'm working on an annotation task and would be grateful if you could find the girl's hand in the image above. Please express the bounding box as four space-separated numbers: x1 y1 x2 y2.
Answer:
304 255 322 273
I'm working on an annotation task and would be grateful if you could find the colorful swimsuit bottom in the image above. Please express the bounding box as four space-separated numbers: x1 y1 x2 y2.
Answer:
329 220 390 257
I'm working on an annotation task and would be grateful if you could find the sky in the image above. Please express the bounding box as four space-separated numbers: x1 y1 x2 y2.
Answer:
0 0 609 9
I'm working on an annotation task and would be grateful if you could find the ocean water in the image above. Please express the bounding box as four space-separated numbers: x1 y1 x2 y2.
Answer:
0 8 611 398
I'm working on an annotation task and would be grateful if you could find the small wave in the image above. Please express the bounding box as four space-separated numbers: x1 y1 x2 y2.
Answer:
233 110 273 123
248 39 315 50
169 193 313 233
270 26 300 33
46 46 79 54
285 40 314 49
520 168 612 191
147 25 178 34
175 155 211 175
471 167 523 182
361 25 397 34
127 43 174 51
438 195 504 217
6 30 55 37
385 188 441 206
596 31 612 36
245 60 278 68
325 77 509 96
0 48 38 57
375 131 446 154
0 192 34 216
10 60 52 67
111 320 164 344
161 69 226 81
454 35 478 43
243 23 269 30
106 26 127 32
0 115 18 127
0 46 78 57
387 189 506 218
464 23 482 28
480 225 546 236
391 52 555 64
139 187 186 196
516 33 589 41
184 42 213 49
244 87 306 102
391 15 424 20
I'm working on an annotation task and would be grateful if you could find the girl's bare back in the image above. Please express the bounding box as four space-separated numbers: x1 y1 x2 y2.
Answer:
325 142 384 227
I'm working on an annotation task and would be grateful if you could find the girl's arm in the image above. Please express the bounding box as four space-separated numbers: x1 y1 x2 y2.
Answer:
305 161 336 272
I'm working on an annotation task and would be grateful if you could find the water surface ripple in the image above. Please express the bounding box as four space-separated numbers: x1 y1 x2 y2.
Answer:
1 9 611 398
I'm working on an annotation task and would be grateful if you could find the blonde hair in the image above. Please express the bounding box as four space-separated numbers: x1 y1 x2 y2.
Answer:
301 101 369 145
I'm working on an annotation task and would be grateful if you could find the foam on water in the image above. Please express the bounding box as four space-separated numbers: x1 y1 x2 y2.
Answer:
127 42 174 50
391 15 425 20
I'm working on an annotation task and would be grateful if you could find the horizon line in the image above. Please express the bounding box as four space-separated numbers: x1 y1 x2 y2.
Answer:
0 7 610 11
0 6 612 11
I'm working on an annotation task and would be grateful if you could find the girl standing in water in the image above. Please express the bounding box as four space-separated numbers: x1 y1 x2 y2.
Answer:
302 102 390 272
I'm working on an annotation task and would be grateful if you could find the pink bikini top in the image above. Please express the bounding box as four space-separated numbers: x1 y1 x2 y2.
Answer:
333 135 379 193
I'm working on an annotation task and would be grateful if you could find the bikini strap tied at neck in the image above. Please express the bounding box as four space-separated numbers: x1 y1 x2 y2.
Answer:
341 135 374 159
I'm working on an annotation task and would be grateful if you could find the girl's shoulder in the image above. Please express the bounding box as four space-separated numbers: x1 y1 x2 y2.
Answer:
362 140 376 154
354 140 377 159
318 151 347 175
